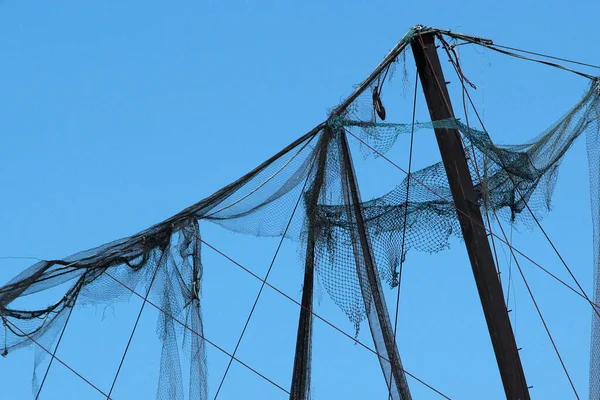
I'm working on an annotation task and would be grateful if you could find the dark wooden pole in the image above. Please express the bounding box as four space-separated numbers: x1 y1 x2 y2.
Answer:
339 131 412 400
289 130 330 400
411 32 530 400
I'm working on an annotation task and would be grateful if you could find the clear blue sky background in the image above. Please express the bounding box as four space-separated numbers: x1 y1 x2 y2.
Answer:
1 1 600 399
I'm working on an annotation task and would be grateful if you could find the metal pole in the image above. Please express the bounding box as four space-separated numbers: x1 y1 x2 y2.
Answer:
411 32 530 399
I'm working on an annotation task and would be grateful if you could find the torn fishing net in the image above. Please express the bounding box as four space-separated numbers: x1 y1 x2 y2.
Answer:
1 26 599 400
585 82 600 400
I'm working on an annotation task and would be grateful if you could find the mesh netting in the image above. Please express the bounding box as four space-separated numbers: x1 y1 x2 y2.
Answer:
321 76 600 327
1 26 600 400
586 95 600 400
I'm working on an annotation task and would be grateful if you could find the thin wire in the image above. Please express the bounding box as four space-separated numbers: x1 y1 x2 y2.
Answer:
0 234 453 397
450 44 503 282
204 135 315 218
107 254 164 397
492 43 600 70
199 239 452 399
506 226 514 306
480 169 503 279
444 48 580 397
212 153 317 400
0 256 44 261
477 43 595 81
515 182 600 319
343 127 598 308
101 271 290 395
0 177 452 395
450 52 600 322
439 30 598 81
469 134 581 398
0 260 82 297
498 223 580 398
388 68 417 400
341 47 581 394
34 285 80 400
3 241 386 384
435 40 529 393
507 226 517 335
4 317 111 399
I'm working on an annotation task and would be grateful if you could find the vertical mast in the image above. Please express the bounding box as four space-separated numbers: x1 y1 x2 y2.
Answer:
339 131 412 400
289 130 330 400
411 32 530 399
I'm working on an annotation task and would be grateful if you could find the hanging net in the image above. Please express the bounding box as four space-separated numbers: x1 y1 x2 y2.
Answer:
1 25 600 400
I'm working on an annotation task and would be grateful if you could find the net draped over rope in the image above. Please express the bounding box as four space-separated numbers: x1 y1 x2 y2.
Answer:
1 25 600 400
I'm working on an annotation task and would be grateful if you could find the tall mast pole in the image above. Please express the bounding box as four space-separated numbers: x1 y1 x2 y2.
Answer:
289 130 330 400
339 131 412 400
411 32 530 400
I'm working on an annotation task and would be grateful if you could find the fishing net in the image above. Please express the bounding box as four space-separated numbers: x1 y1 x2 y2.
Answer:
586 89 600 400
1 26 600 400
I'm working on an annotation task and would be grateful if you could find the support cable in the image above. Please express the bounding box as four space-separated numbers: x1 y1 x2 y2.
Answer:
199 239 451 399
448 37 523 381
7 27 597 400
343 127 597 308
107 252 165 397
508 249 580 398
0 228 452 398
0 156 453 399
213 151 317 400
102 245 454 399
440 35 600 322
440 39 581 397
1 241 448 396
491 43 600 70
480 180 581 398
204 135 316 218
34 284 81 400
388 68 418 400
101 270 291 395
472 179 581 398
506 227 518 337
506 226 514 307
413 32 529 398
449 40 504 282
437 29 598 81
4 317 111 399
458 71 504 281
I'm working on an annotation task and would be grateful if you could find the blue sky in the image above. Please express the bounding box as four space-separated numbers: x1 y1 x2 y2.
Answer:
1 1 600 399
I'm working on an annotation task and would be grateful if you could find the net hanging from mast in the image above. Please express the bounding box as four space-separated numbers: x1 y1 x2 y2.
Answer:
1 26 600 399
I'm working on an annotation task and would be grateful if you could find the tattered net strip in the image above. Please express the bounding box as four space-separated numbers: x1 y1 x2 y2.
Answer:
1 27 599 399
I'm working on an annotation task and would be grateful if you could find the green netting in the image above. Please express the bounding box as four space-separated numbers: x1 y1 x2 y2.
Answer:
1 26 599 400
